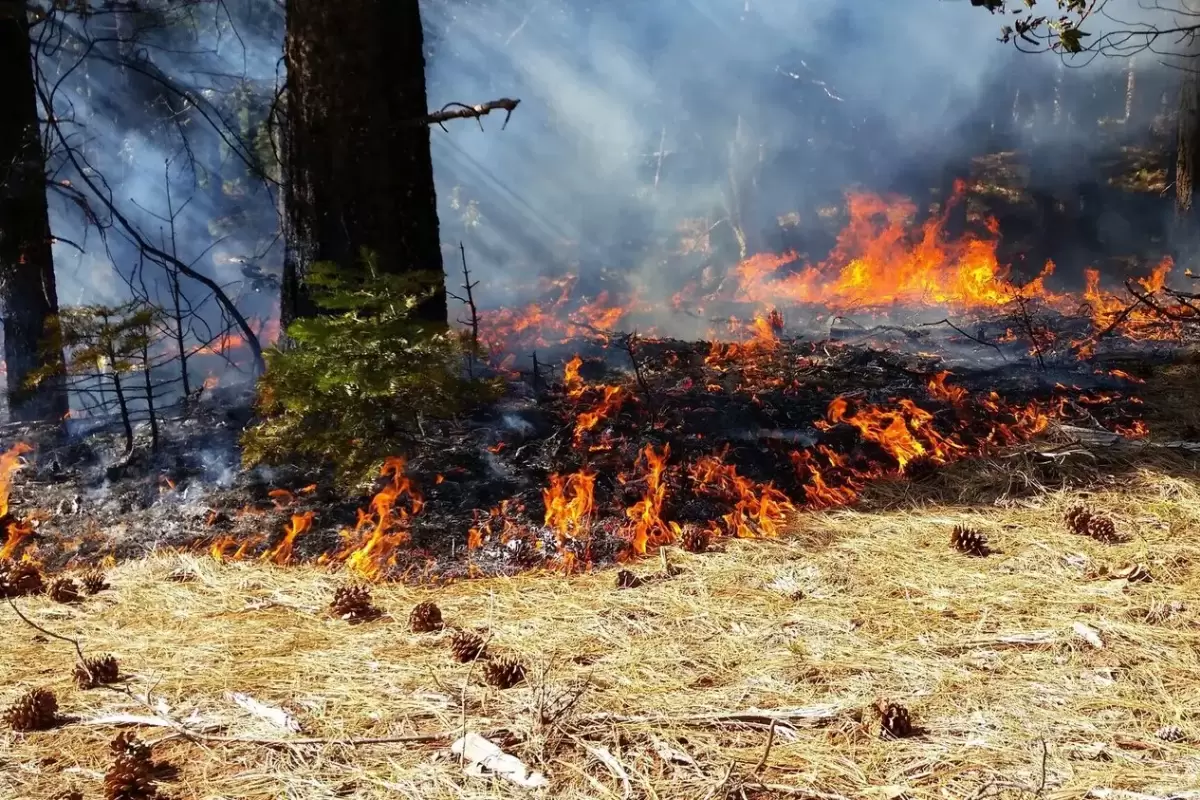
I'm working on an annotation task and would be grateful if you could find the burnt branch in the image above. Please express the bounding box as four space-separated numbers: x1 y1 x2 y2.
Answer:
922 319 1008 361
447 242 480 359
1013 294 1046 371
421 98 521 131
614 332 657 420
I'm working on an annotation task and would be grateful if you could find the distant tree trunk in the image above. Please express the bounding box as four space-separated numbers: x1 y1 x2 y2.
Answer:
281 0 446 330
0 1 68 422
1176 66 1200 223
1123 57 1136 123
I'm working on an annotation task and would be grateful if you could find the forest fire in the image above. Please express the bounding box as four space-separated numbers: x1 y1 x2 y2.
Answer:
178 343 1144 580
0 183 1174 581
478 181 1195 357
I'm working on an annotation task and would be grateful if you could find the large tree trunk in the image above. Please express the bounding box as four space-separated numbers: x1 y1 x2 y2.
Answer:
282 0 446 330
0 1 67 422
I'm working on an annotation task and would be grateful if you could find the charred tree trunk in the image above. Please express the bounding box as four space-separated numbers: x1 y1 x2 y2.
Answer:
282 0 446 330
0 1 67 422
1176 65 1200 225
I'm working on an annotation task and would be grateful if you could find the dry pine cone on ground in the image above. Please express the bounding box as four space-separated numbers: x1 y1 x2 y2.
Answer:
3 688 59 731
483 656 526 689
950 525 989 557
75 655 121 689
1156 725 1188 743
409 601 444 633
81 570 110 594
48 576 82 604
0 558 44 597
877 701 915 739
105 732 159 800
1064 506 1123 543
450 629 487 663
330 585 380 623
679 526 710 554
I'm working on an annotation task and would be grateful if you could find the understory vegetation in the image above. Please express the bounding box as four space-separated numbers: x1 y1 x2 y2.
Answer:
241 251 498 487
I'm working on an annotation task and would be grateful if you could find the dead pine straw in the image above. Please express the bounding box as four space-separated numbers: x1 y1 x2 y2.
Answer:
2 464 1200 798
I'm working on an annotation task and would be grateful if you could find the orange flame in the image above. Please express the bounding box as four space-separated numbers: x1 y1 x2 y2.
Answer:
335 457 423 580
0 442 32 519
263 511 314 565
624 445 673 555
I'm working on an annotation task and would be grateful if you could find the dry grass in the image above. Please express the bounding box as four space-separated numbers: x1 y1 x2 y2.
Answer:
3 463 1200 799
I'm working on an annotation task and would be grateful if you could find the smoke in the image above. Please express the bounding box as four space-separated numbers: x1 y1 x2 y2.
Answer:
28 0 1187 366
33 0 282 379
423 0 1177 325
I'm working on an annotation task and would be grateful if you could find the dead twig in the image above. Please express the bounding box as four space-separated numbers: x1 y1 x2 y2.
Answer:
447 242 481 375
420 98 521 131
7 597 97 685
922 318 1007 360
582 704 843 730
615 332 657 421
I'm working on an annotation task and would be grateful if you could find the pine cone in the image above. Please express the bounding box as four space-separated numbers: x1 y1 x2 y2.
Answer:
615 569 642 589
680 526 710 554
329 585 380 623
82 570 110 594
483 656 526 689
111 731 152 761
1156 724 1187 743
54 790 83 800
0 558 44 597
950 525 989 557
3 688 59 731
76 655 121 689
450 629 487 663
1064 505 1093 536
878 701 914 739
1086 515 1121 543
104 733 158 800
408 601 444 633
48 576 82 604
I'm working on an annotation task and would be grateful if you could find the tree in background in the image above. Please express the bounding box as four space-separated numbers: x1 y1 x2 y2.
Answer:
282 0 447 329
0 0 67 421
972 0 1200 226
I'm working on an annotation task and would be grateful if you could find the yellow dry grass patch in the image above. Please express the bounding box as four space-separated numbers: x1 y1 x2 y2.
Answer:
2 467 1200 799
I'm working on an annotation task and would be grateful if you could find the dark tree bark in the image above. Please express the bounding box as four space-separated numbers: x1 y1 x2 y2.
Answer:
0 1 68 421
282 0 446 330
1177 66 1200 224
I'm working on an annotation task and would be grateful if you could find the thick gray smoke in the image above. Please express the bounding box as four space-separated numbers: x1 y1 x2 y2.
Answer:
422 0 1175 320
31 0 1182 360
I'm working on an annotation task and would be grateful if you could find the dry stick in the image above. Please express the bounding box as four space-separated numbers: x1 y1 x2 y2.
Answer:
418 98 521 131
1072 299 1141 355
1013 294 1046 370
7 597 102 688
446 242 481 376
616 332 657 420
1124 281 1193 326
922 318 1008 361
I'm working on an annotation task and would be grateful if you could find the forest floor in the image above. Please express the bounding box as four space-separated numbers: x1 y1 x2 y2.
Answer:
2 386 1199 798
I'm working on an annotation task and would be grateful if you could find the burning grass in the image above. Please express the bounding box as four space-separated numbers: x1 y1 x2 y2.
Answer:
2 459 1199 799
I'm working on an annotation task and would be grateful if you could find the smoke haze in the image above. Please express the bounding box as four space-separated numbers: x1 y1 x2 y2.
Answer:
30 0 1183 351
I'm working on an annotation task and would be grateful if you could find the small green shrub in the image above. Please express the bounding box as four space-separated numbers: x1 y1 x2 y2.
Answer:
241 251 498 486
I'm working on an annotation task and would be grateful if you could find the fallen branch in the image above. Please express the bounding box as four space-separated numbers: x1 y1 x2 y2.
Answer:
582 704 843 730
421 98 521 131
1073 298 1140 355
922 318 1007 361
